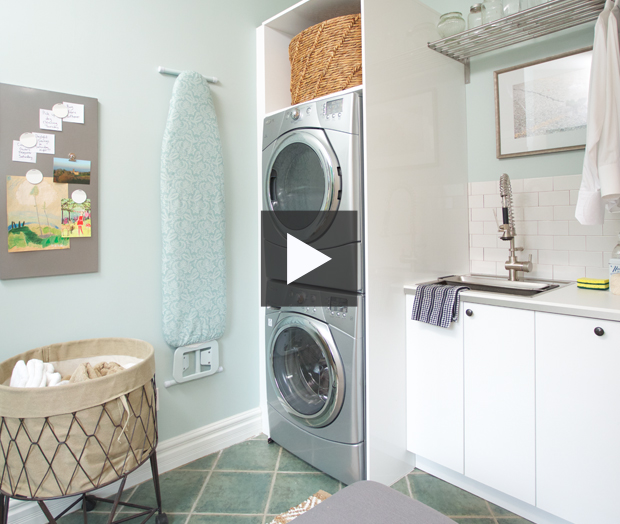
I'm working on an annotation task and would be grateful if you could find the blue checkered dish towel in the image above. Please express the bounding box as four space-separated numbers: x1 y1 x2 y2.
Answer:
411 284 470 328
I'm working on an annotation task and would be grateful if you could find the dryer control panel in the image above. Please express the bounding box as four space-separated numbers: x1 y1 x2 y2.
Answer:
262 88 361 150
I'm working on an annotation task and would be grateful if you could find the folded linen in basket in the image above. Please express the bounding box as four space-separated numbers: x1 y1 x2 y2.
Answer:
411 283 470 328
10 359 63 387
69 361 124 383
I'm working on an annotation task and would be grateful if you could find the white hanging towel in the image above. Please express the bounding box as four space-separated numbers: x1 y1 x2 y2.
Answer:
600 0 620 210
576 0 614 225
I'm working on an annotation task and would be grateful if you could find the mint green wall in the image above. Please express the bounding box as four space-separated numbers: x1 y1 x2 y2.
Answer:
0 0 296 441
420 0 594 182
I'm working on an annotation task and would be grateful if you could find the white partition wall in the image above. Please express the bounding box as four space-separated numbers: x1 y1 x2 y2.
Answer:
257 0 470 484
363 0 470 483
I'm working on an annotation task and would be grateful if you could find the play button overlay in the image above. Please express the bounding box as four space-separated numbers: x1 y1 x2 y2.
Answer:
261 210 359 305
287 234 331 284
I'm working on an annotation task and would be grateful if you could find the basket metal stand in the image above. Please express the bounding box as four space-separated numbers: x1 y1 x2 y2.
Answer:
0 450 167 524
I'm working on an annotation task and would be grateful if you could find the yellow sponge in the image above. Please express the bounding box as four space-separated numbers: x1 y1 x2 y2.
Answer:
577 278 609 290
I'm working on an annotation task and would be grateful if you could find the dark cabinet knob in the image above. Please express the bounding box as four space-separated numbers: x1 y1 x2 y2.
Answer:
594 327 605 337
466 309 473 317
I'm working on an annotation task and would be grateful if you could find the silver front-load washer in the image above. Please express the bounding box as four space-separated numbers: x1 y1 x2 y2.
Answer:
261 88 363 293
265 280 365 485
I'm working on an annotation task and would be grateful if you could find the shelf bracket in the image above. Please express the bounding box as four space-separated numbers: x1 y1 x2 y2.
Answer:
464 58 470 85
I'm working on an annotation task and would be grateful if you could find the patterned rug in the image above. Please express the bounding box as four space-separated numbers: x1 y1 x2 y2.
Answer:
268 490 331 524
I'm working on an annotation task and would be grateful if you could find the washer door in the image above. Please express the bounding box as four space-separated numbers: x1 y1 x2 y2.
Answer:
265 129 341 242
268 314 345 428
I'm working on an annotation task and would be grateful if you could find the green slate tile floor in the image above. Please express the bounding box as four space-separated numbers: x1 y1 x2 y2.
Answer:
58 434 532 524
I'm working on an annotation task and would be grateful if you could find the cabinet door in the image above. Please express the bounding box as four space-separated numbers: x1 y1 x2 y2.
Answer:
406 293 464 473
463 302 535 504
536 312 620 524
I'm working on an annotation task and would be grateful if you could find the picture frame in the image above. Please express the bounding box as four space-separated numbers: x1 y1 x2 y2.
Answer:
494 47 593 159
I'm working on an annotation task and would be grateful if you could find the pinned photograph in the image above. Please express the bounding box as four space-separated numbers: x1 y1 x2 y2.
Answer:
53 157 91 184
7 176 70 253
60 198 92 238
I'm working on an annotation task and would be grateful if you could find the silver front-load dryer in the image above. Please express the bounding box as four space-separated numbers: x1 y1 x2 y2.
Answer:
265 280 365 485
261 89 363 293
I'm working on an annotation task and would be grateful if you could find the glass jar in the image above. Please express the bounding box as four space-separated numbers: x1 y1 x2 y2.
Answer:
468 4 483 29
502 0 520 16
481 0 503 23
437 12 466 38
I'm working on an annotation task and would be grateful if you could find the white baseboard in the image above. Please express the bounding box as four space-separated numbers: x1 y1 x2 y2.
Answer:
7 407 263 524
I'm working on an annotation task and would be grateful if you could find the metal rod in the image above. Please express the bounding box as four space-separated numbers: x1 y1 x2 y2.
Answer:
428 0 604 62
158 66 218 84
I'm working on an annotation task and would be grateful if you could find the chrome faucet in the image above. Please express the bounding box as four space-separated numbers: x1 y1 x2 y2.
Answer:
498 174 532 281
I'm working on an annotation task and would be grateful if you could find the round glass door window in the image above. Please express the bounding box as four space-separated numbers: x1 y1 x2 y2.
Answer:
271 325 331 417
270 142 326 230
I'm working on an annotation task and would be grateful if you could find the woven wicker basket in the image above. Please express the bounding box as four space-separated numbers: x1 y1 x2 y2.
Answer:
289 14 362 105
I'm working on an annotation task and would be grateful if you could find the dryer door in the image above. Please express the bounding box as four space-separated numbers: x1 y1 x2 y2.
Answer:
268 313 345 428
265 129 341 242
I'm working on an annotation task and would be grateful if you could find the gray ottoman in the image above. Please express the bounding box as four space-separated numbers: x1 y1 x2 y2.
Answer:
293 481 456 523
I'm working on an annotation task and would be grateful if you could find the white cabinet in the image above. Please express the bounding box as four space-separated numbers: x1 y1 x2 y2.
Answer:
406 294 464 473
463 302 536 505
536 312 620 524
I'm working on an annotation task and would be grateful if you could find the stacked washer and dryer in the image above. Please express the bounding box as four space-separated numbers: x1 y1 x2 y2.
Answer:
261 88 365 485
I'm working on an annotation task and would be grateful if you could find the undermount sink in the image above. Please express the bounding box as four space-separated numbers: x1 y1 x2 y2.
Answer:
433 274 566 297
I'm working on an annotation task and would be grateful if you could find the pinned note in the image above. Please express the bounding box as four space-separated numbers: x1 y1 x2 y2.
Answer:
39 109 62 131
12 141 37 163
33 133 55 154
63 102 84 124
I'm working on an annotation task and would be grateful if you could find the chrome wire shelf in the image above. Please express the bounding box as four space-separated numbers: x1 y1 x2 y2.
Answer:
428 0 604 64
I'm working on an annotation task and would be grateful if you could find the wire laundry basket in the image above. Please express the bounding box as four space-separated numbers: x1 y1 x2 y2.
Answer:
0 338 166 524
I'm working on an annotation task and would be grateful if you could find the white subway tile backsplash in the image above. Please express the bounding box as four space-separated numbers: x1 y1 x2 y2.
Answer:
529 264 553 279
524 177 553 192
586 267 610 279
471 181 499 195
554 236 586 251
539 250 569 266
468 175 620 282
570 189 579 205
469 194 484 208
603 220 620 236
553 174 581 191
484 247 510 262
484 221 499 235
469 221 484 235
471 260 498 275
513 207 524 221
472 235 500 248
513 192 539 207
569 250 602 267
539 191 569 206
470 247 484 261
586 235 618 252
471 208 496 221
554 265 585 280
554 205 577 221
538 220 568 236
510 179 524 193
523 235 554 250
484 194 502 208
515 220 538 235
524 206 554 221
568 221 602 236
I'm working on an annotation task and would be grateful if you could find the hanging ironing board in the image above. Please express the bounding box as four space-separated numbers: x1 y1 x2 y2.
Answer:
161 71 226 351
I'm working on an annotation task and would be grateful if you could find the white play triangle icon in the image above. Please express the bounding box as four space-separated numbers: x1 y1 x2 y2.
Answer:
287 234 331 285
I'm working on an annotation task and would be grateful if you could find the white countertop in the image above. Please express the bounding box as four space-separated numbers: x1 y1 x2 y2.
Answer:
404 278 620 322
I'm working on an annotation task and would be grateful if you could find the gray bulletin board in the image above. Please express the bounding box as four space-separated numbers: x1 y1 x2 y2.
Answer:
0 83 98 279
